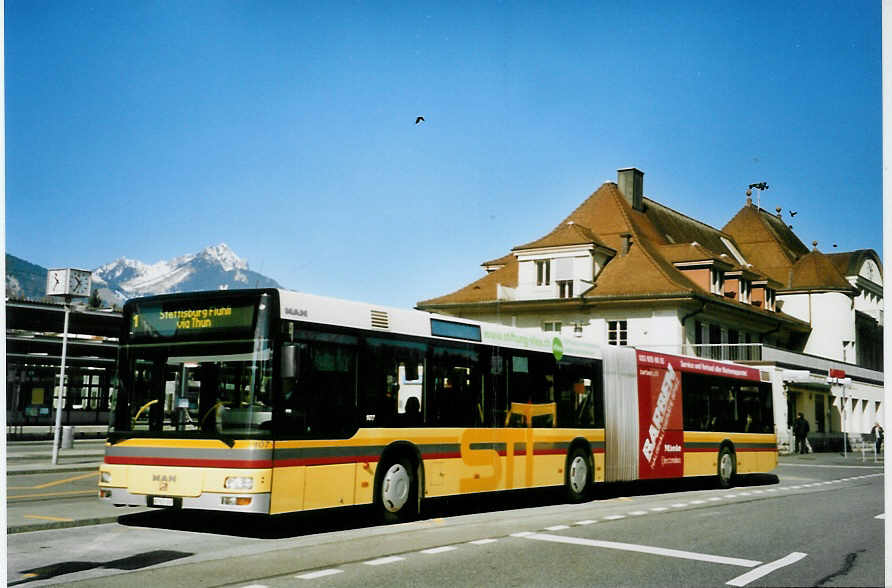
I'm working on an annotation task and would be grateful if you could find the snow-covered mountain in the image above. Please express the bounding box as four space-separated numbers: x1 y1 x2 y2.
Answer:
6 244 281 306
93 244 280 304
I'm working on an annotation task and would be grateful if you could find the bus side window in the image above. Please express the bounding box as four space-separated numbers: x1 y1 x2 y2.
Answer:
364 338 427 427
429 345 480 427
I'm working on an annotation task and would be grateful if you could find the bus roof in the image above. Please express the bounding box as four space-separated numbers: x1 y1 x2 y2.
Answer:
276 288 603 359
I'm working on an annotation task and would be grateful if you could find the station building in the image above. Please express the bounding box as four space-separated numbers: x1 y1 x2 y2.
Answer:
418 168 883 453
6 299 120 437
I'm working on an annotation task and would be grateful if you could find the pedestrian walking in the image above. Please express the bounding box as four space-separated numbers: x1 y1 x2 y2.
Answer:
872 422 884 454
793 412 810 454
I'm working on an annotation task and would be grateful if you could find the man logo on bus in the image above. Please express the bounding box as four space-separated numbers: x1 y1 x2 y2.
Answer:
642 362 679 469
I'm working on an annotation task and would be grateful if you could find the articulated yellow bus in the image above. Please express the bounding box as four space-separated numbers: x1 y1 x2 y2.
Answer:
99 289 776 520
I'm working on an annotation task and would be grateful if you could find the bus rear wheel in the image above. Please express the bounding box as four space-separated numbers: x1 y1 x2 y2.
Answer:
717 446 736 489
376 457 419 523
565 447 593 502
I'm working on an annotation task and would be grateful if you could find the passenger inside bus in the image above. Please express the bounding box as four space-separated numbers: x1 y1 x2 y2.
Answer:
403 396 421 426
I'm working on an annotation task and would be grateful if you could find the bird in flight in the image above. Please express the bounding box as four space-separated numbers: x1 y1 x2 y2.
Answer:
415 116 424 124
790 210 798 217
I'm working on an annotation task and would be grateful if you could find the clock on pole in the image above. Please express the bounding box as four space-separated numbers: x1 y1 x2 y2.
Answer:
44 267 92 465
46 268 92 299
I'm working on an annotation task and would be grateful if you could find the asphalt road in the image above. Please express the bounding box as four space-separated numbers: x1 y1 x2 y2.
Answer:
6 459 884 587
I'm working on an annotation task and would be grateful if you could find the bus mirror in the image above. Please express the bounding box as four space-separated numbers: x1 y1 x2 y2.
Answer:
281 345 300 379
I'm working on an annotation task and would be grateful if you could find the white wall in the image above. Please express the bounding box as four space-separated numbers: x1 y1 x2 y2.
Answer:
778 291 855 361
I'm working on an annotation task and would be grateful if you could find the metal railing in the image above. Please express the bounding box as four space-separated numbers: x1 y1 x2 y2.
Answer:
636 343 883 381
639 343 763 362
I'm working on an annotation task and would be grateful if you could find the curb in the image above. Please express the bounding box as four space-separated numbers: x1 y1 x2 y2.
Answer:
8 464 102 475
8 515 122 535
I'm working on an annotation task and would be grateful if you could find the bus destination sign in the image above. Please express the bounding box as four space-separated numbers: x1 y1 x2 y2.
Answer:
129 302 256 340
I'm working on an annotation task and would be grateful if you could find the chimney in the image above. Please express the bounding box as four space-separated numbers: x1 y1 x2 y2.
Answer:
620 233 633 255
617 167 644 211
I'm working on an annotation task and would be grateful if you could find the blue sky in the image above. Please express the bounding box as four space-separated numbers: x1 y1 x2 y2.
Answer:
6 1 881 309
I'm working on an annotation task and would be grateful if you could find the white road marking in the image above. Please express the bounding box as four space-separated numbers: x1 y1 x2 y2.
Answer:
421 546 457 554
690 500 706 504
603 514 626 520
511 531 534 537
671 503 688 508
649 507 668 512
708 497 722 501
363 556 405 566
469 538 498 545
575 519 597 525
875 514 885 520
296 570 343 580
780 463 884 469
545 525 569 531
628 511 648 516
726 552 807 586
521 533 761 568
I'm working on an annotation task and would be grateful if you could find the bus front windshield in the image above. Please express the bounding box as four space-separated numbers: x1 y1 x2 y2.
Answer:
113 341 273 437
113 292 275 438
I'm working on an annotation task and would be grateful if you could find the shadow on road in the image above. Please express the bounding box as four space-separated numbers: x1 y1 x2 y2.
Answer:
11 550 192 586
115 472 778 539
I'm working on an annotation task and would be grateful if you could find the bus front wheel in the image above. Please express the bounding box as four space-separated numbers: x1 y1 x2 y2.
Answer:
376 457 418 523
717 446 736 489
565 447 593 502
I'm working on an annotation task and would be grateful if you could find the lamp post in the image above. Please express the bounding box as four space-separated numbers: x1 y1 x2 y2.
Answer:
827 369 851 458
46 268 92 465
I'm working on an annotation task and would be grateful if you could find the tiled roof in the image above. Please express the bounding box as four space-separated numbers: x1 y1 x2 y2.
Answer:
419 179 855 311
580 239 697 297
419 255 518 306
723 203 809 284
513 221 611 251
826 249 883 279
480 253 514 268
640 198 737 255
789 249 856 291
658 242 736 266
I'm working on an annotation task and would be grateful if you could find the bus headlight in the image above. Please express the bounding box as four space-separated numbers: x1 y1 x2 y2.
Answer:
224 476 254 490
100 471 112 483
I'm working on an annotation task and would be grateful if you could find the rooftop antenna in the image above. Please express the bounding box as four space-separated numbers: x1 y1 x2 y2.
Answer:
747 182 769 209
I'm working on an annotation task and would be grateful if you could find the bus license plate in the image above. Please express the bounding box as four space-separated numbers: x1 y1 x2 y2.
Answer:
151 496 175 507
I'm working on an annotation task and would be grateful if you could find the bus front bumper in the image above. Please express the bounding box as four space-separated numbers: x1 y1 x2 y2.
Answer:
99 487 271 514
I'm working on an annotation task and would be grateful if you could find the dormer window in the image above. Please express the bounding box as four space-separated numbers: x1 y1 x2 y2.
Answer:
536 260 551 286
711 269 724 295
739 280 751 303
557 280 574 298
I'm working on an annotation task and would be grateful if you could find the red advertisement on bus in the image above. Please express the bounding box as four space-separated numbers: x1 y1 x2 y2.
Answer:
635 351 761 479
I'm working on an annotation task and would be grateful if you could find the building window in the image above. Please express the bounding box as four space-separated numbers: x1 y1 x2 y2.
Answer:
557 280 573 298
765 288 775 311
536 260 551 286
711 269 724 294
542 321 562 333
739 280 750 303
608 320 627 346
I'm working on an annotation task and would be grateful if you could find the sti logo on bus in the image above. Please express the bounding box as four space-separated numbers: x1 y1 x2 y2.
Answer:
641 362 680 470
285 307 308 318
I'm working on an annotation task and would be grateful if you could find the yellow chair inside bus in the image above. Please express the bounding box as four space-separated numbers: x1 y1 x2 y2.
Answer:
504 402 557 427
